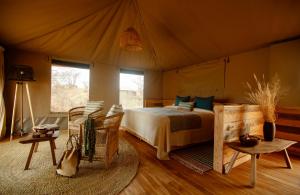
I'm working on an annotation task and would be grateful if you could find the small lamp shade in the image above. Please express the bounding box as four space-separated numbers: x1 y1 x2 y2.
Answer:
120 27 142 51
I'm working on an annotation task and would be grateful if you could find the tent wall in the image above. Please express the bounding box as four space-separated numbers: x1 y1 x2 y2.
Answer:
4 50 51 121
162 61 225 100
0 46 6 138
162 47 269 103
269 39 300 107
223 48 269 102
4 49 162 132
163 38 300 106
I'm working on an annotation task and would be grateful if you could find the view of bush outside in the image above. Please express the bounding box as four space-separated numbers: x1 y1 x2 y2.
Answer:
119 73 144 109
51 65 89 112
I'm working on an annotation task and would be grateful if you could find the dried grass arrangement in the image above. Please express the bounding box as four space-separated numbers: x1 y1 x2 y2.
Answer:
246 74 284 122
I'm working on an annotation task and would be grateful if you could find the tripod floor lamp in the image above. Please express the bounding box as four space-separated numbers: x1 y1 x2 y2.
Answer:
8 65 35 141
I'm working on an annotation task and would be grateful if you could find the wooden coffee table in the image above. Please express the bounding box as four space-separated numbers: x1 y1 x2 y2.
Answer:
19 131 59 170
226 138 296 187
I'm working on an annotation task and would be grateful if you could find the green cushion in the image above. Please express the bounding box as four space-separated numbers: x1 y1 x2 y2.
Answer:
194 96 214 110
175 96 190 106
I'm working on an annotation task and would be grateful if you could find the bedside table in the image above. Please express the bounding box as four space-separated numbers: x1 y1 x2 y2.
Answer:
226 138 296 187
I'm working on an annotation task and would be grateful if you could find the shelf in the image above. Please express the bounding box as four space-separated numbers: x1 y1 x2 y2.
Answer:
276 118 300 128
275 107 300 156
276 131 300 142
277 107 300 115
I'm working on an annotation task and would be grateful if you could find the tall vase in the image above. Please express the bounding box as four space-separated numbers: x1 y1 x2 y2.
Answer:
263 122 276 141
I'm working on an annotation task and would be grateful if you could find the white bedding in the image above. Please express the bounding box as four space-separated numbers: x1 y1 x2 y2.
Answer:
122 107 214 160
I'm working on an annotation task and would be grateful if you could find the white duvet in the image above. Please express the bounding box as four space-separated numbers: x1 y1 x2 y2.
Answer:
122 106 214 160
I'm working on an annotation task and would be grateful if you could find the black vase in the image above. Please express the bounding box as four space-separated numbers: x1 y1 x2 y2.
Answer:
263 122 276 141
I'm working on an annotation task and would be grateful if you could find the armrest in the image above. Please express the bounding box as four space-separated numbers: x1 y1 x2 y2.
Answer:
98 112 124 129
68 106 85 121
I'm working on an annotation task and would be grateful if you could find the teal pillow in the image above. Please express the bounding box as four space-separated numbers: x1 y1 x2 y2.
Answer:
194 96 214 110
175 96 190 106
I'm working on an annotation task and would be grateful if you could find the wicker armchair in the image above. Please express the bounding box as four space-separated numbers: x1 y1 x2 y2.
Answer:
80 112 124 168
68 101 104 138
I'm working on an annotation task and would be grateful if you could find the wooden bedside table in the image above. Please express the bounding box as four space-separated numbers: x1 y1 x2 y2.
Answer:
226 138 296 187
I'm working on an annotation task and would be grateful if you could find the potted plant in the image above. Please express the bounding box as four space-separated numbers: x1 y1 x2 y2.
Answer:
246 74 284 141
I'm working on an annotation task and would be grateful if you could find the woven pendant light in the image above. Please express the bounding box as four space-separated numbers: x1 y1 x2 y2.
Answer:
120 27 142 51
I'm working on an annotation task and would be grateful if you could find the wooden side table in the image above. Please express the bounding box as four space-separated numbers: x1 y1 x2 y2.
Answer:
19 131 59 170
226 138 296 187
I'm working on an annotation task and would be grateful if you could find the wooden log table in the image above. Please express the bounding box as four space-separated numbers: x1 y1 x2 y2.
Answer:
19 131 59 170
226 138 296 187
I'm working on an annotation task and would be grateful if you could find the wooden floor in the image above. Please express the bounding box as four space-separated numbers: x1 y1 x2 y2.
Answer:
120 130 300 195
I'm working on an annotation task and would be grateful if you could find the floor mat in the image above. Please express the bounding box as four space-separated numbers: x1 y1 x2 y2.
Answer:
170 142 213 174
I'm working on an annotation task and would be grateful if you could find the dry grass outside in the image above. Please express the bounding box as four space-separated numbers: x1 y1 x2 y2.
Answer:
120 90 143 109
51 65 89 112
51 86 88 112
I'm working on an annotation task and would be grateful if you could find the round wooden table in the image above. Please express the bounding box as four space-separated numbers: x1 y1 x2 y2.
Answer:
19 131 59 170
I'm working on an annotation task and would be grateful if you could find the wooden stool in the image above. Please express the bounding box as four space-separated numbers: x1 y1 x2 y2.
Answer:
32 124 60 152
19 131 59 170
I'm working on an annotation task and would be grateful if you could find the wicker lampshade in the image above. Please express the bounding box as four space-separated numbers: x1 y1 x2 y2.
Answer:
120 27 142 51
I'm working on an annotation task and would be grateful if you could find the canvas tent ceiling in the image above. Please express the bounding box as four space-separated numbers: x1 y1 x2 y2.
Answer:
0 0 300 70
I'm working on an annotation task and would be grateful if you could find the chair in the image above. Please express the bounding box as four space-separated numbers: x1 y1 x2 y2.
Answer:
80 112 124 168
68 101 104 138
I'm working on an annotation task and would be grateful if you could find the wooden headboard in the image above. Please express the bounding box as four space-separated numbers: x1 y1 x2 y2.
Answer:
213 104 264 173
144 98 228 108
144 99 174 107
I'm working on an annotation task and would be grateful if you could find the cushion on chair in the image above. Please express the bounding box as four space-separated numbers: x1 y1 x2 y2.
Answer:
83 101 104 118
105 104 123 126
106 104 123 117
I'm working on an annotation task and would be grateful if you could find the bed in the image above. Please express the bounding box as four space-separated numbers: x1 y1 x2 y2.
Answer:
122 106 214 160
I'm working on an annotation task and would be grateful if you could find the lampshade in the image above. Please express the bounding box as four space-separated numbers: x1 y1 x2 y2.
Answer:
120 27 142 51
7 65 35 81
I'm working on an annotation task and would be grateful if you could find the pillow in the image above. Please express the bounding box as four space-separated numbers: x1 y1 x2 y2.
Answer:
106 104 123 117
178 102 194 111
194 96 214 110
175 96 190 106
105 104 123 126
83 101 104 118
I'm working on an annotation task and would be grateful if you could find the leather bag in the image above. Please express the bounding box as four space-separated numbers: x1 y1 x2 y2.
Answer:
56 135 81 177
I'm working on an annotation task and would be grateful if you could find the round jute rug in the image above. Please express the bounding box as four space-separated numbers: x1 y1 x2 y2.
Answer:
0 131 139 195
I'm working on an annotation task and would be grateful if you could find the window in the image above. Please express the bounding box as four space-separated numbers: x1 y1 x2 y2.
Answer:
51 60 90 112
119 69 144 109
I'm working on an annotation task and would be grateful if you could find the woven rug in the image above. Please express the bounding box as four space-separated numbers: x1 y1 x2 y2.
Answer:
0 131 139 195
170 142 213 174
